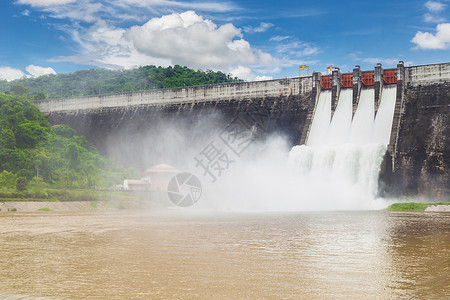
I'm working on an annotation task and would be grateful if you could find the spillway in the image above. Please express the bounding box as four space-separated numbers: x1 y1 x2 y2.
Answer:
289 85 397 207
306 90 331 147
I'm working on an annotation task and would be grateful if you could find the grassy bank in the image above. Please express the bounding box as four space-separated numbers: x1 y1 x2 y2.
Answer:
387 202 450 211
0 188 138 203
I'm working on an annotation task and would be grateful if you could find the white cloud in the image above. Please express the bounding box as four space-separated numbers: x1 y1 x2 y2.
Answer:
412 23 450 49
21 9 31 16
243 22 273 33
26 65 56 76
124 11 273 70
362 57 401 66
0 67 26 81
424 13 446 23
229 66 253 80
16 0 236 23
270 35 291 42
16 0 76 7
425 1 447 12
50 20 164 69
276 40 319 57
116 0 237 13
228 66 274 81
0 65 57 81
255 75 273 81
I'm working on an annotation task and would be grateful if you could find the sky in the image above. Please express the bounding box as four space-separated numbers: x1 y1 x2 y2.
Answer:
0 0 449 81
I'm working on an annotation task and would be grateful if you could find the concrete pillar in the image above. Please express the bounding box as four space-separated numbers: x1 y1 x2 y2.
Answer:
352 66 362 116
299 72 321 145
331 69 341 117
311 72 322 106
387 61 406 172
374 63 383 113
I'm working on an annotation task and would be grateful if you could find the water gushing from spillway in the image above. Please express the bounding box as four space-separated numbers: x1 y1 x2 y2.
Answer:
194 86 397 211
288 86 397 209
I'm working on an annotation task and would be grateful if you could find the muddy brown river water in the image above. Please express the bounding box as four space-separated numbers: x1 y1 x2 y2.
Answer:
0 210 448 299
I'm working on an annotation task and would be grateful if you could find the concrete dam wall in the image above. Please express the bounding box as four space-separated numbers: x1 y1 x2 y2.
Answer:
34 62 449 199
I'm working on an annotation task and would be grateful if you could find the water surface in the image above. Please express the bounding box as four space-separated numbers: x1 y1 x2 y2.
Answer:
0 210 448 299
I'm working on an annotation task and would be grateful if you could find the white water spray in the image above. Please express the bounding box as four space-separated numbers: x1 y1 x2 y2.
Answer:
307 90 331 147
288 85 397 209
194 86 397 211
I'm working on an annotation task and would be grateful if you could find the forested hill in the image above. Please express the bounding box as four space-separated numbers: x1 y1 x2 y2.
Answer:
0 93 133 188
0 65 242 100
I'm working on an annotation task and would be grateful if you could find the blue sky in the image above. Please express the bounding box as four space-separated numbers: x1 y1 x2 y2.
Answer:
1 0 449 81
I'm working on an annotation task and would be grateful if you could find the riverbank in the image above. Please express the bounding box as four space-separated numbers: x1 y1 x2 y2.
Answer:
0 201 104 212
0 198 151 212
387 202 450 212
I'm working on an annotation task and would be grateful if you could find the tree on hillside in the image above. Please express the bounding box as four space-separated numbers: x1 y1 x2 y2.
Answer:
10 84 29 96
33 91 47 100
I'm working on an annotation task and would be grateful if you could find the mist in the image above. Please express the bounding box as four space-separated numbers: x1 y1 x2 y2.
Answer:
102 108 392 212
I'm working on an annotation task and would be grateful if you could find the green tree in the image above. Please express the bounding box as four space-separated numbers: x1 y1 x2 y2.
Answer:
0 171 18 190
0 128 16 149
16 176 28 191
10 84 29 96
33 91 47 100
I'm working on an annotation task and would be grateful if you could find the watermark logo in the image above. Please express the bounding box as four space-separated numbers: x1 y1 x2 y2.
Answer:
167 173 202 207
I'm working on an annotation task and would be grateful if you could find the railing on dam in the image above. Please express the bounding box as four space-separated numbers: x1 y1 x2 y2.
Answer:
32 62 450 115
33 76 314 114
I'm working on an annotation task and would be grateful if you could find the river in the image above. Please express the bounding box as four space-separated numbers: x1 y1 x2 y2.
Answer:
0 210 448 299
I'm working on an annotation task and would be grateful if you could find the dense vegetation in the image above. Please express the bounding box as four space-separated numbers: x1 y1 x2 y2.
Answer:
387 202 450 211
0 93 134 198
0 65 241 99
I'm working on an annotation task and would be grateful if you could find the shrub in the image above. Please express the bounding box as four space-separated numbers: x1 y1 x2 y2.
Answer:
16 177 28 191
37 207 52 211
0 171 17 190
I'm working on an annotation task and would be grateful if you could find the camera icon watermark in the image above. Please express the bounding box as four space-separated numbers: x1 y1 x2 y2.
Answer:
167 173 202 207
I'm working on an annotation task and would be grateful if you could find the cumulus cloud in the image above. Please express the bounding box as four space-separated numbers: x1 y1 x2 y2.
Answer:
26 65 56 76
0 65 56 81
48 11 279 77
124 11 273 70
243 22 273 33
425 1 446 12
16 0 76 7
228 66 274 81
0 67 26 81
412 23 450 49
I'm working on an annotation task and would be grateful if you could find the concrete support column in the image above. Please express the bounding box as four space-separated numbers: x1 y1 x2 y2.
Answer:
374 63 383 113
331 69 341 117
311 72 322 106
299 72 321 145
352 66 362 116
387 61 406 172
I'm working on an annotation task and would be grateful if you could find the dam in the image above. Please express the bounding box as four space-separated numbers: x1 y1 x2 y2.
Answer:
33 62 450 199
